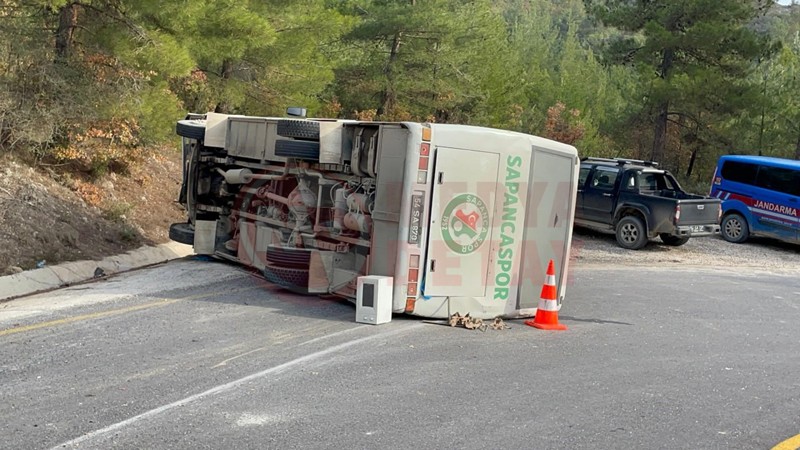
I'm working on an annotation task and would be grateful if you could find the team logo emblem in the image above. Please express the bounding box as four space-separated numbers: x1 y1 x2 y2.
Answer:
441 194 490 254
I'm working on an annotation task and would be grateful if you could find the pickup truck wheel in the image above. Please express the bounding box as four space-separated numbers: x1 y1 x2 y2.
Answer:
616 216 648 250
721 213 749 243
660 234 690 246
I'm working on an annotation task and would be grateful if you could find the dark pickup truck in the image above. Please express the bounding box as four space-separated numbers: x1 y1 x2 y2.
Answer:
575 158 722 250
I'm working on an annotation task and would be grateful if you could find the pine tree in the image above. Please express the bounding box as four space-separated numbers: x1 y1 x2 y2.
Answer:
331 0 517 124
584 0 776 164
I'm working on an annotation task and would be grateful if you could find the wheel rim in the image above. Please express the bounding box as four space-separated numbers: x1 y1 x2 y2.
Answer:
725 217 742 239
621 222 639 243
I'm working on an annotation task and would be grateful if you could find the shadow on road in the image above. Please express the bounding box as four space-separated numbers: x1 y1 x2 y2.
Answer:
559 315 634 326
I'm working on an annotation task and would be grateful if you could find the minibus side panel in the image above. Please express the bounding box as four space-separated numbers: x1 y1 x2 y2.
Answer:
517 147 577 312
370 126 409 277
425 147 500 297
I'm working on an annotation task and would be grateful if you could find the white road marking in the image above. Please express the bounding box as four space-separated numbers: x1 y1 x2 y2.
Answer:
51 323 422 449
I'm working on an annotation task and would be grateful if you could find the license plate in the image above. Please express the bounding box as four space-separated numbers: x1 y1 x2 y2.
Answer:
690 225 705 233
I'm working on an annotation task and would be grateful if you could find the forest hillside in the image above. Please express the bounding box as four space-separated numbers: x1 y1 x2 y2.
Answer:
1 0 799 272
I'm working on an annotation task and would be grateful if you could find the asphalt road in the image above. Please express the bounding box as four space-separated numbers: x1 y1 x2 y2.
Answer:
1 257 799 450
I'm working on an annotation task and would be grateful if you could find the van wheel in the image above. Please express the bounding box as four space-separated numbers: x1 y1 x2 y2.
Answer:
660 234 690 246
277 119 320 140
616 216 648 250
721 213 749 243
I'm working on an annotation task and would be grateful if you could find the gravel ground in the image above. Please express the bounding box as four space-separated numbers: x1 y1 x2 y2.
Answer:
571 226 800 274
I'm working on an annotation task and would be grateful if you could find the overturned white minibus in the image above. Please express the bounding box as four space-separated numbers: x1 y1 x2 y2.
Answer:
170 113 579 319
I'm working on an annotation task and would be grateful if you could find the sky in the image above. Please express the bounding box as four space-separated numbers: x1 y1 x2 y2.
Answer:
775 0 796 4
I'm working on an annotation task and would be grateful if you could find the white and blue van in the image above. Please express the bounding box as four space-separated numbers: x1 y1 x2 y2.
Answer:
710 155 800 244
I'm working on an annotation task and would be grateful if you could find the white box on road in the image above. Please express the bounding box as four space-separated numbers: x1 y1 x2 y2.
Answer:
356 276 392 325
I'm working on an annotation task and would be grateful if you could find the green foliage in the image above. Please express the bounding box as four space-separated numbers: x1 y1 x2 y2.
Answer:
0 0 799 182
331 0 518 124
103 201 134 223
584 0 778 170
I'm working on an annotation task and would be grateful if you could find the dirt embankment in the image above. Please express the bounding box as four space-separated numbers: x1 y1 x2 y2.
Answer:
0 147 186 274
2 146 798 277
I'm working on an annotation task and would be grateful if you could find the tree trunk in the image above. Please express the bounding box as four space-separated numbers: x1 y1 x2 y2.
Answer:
758 73 767 156
377 0 415 118
651 48 674 163
55 3 79 61
378 33 402 118
686 148 697 178
795 131 800 160
214 59 234 114
651 101 668 163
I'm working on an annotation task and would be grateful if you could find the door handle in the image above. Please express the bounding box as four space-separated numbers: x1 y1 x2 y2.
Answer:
429 260 436 272
602 193 613 197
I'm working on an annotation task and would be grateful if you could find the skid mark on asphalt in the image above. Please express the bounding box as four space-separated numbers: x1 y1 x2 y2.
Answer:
298 325 369 346
0 286 259 337
212 347 267 368
211 323 356 367
51 323 424 449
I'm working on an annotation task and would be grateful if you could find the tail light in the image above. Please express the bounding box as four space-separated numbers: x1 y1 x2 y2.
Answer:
674 204 681 224
405 254 420 312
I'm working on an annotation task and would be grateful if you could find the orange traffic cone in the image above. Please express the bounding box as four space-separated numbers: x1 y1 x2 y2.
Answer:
524 259 567 331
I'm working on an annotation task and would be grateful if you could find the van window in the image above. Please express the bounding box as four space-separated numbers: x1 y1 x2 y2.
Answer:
754 166 800 196
721 161 758 184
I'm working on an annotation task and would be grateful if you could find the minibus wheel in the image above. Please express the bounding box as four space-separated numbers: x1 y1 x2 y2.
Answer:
275 140 320 160
169 222 195 245
176 120 205 140
263 264 310 294
721 213 749 243
266 245 312 269
277 119 320 140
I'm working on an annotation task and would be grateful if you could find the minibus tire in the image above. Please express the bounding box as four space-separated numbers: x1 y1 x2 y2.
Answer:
176 120 205 140
169 222 195 245
615 216 648 250
721 213 749 243
660 234 689 246
263 264 310 294
277 119 320 140
266 245 312 268
274 140 320 160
